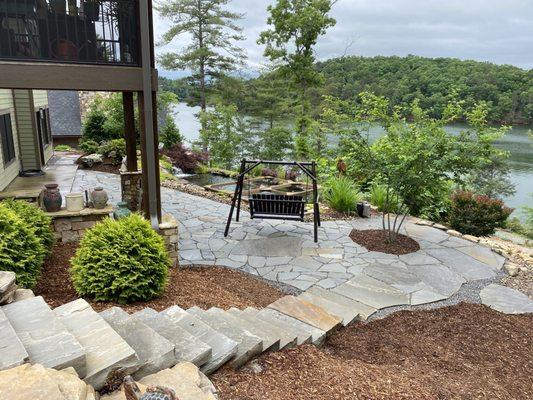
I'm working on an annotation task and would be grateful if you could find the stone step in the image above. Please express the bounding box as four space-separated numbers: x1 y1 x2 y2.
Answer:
0 271 16 305
228 307 297 350
100 307 176 380
2 296 86 376
132 308 212 368
54 299 138 390
331 274 410 310
267 295 342 334
307 286 377 321
188 306 263 368
209 307 279 352
159 306 238 375
0 308 29 371
298 291 359 326
250 307 326 345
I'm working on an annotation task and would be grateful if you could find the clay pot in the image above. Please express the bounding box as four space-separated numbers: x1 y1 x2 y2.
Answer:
90 187 108 209
42 183 62 212
113 201 131 219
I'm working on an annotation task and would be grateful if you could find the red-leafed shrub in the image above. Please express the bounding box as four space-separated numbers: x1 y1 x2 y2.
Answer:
449 191 512 237
163 144 208 173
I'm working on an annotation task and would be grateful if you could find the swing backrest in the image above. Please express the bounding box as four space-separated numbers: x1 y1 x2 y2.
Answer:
249 193 305 221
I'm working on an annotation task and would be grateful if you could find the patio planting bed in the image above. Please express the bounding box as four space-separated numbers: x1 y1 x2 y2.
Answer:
34 243 288 313
212 303 533 399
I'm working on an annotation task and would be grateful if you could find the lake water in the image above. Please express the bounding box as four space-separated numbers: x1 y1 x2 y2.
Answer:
172 103 533 219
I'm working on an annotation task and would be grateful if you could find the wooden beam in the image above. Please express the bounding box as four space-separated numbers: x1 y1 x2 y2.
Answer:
0 61 158 92
122 92 138 172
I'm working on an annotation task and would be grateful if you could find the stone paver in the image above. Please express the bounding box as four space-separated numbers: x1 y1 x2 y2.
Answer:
0 308 28 371
53 299 138 390
100 307 176 379
2 296 86 376
480 284 533 314
76 170 512 310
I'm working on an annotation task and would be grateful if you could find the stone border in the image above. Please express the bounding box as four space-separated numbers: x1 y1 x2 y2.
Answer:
50 206 113 243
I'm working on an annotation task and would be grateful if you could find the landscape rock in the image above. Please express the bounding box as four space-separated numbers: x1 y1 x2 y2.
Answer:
504 261 520 277
79 154 103 167
480 284 533 314
0 364 96 400
0 271 16 305
13 288 35 302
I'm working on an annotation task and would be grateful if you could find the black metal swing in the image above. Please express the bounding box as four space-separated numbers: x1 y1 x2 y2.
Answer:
224 159 321 242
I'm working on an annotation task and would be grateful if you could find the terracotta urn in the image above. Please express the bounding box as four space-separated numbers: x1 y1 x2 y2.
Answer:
42 183 62 212
90 186 108 209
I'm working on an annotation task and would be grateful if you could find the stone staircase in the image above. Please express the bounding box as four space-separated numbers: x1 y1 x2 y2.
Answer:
0 289 375 394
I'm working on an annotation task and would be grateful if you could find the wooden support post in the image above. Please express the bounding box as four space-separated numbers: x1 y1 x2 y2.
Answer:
137 90 149 219
123 91 137 171
152 91 162 220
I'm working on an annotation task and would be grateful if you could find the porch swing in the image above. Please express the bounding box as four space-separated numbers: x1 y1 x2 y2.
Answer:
224 159 321 242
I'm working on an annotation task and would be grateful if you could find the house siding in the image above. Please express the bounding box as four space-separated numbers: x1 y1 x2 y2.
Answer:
0 89 21 190
13 90 40 171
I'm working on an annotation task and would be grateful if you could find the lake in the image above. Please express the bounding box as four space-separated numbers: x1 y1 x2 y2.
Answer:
172 103 533 219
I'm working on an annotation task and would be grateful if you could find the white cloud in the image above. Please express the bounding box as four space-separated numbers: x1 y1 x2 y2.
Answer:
154 0 533 77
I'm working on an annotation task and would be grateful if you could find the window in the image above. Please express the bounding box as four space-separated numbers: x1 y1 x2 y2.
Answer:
0 113 16 166
36 107 51 146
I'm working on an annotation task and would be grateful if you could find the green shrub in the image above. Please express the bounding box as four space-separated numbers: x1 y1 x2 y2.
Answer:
323 176 362 213
70 214 170 303
368 183 401 213
3 199 54 252
161 115 184 150
0 203 45 288
449 191 512 237
99 138 126 164
79 139 100 155
54 144 72 152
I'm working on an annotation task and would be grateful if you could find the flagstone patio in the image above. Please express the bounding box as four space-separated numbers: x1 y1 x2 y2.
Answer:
72 170 511 309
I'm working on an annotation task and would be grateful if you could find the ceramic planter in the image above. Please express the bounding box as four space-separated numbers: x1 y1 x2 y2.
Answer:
42 183 62 212
65 193 84 212
113 201 131 219
90 186 108 209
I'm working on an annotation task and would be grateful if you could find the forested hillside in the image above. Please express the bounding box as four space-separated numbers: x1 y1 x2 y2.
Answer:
316 56 533 124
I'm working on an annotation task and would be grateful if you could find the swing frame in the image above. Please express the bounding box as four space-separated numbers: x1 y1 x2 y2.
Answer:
224 159 321 242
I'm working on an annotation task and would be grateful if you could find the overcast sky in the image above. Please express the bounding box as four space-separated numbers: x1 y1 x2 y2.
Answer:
154 0 533 77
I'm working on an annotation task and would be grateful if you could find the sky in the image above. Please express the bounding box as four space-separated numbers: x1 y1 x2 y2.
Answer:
153 0 533 77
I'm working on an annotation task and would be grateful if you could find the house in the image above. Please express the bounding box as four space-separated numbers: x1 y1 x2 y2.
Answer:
0 0 161 223
48 90 82 147
0 89 53 190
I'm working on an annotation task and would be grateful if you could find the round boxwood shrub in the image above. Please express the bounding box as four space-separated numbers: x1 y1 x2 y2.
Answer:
3 199 54 253
70 214 170 303
0 203 45 288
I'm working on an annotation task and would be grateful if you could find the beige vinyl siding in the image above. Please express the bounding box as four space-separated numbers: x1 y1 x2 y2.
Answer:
0 89 21 190
13 90 40 171
33 90 53 164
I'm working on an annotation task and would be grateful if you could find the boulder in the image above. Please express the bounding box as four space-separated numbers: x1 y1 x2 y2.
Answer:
80 154 103 167
0 364 96 400
0 271 16 305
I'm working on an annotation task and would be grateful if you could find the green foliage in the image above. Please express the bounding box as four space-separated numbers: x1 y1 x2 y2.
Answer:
465 152 516 199
449 191 512 237
259 0 336 159
316 55 533 124
523 196 533 239
79 139 100 155
368 183 401 213
157 0 245 115
54 144 72 152
323 176 362 213
200 104 244 169
161 115 184 150
70 214 170 303
259 127 293 160
99 139 126 165
0 203 45 288
2 199 54 252
82 94 124 142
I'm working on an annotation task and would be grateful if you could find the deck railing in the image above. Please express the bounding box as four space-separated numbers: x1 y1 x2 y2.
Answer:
0 0 140 66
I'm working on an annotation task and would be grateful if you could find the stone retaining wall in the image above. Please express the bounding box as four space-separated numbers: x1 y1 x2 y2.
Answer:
159 215 179 267
47 207 113 243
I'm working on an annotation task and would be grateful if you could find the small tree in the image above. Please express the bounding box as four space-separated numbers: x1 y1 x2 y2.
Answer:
199 104 243 169
259 127 293 160
161 115 184 150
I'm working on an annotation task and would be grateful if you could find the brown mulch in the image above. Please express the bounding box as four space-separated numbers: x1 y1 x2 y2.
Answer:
34 243 285 313
350 228 420 255
212 303 533 400
78 162 121 174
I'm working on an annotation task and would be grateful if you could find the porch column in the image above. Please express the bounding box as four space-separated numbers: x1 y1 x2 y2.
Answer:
138 0 162 225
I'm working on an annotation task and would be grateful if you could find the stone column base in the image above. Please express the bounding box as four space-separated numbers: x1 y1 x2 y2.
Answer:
120 171 143 212
159 214 179 268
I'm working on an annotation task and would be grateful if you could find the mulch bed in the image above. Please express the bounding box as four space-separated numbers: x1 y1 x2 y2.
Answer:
78 163 121 174
212 303 533 400
34 243 285 313
350 228 420 255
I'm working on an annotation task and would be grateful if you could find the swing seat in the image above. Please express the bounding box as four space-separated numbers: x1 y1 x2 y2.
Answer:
249 193 305 221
